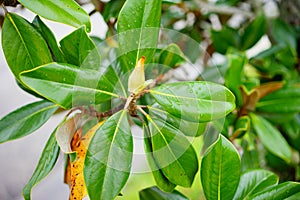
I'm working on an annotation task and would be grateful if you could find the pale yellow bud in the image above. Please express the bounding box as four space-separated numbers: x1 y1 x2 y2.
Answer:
128 56 146 93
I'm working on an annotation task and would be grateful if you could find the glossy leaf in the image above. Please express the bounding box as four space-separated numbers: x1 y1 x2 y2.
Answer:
84 110 133 200
143 125 176 192
0 100 58 143
257 85 300 113
240 15 267 50
69 121 104 200
18 0 91 31
233 169 278 200
201 134 241 200
249 182 300 200
2 13 52 80
148 105 206 137
117 0 162 72
60 27 100 70
250 113 291 162
148 117 198 187
32 16 65 63
150 81 236 122
23 130 60 200
139 186 188 200
20 63 120 109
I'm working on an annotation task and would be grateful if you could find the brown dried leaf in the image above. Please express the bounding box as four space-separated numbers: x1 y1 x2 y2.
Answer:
69 121 104 200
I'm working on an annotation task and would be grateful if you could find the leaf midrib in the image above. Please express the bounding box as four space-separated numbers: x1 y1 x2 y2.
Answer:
149 116 189 180
100 110 127 199
7 13 35 70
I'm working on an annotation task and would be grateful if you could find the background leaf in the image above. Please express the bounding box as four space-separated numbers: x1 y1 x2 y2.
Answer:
117 0 162 73
23 130 60 200
2 13 52 80
257 85 300 113
250 113 291 162
84 110 133 200
233 169 278 200
60 27 100 70
201 134 241 200
20 63 120 109
150 81 236 122
0 100 58 143
18 0 91 31
240 15 267 50
139 186 189 200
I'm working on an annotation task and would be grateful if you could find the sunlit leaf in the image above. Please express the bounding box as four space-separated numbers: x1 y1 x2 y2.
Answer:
20 63 120 109
117 0 161 73
150 81 236 122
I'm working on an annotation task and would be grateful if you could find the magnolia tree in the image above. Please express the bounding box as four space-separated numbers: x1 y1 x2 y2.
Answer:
1 0 300 200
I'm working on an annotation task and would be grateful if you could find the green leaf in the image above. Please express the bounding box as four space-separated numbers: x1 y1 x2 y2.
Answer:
224 51 247 106
0 100 58 143
250 113 291 162
158 43 185 68
18 0 91 31
257 85 300 113
148 117 198 187
233 169 278 200
270 18 296 49
32 16 66 63
2 13 52 80
201 134 241 200
148 105 206 137
232 115 250 139
139 186 189 200
211 26 240 54
117 0 162 72
23 130 60 200
20 63 120 109
249 182 300 200
150 81 236 123
240 15 267 50
84 110 133 200
143 125 176 192
60 26 100 70
102 0 126 22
